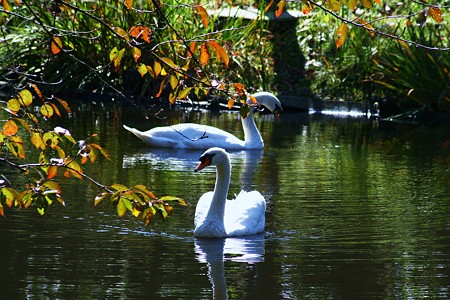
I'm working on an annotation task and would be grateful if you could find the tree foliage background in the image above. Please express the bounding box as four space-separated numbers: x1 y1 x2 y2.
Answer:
0 0 448 221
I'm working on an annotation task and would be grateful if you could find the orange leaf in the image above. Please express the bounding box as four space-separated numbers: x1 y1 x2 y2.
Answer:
124 0 133 10
208 40 230 67
357 18 375 37
233 83 246 96
249 95 257 104
360 0 372 9
227 98 235 109
429 6 443 23
199 43 210 66
129 25 151 43
3 120 18 136
47 166 58 179
2 0 10 12
188 41 196 57
275 0 286 17
334 23 348 49
302 2 312 15
54 97 71 113
31 84 44 101
373 0 381 4
195 5 209 27
51 37 62 55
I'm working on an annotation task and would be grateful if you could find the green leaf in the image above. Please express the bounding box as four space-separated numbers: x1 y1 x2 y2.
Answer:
111 184 128 191
18 89 33 106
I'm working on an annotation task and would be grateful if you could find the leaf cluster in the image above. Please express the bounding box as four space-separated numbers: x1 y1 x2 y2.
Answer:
0 85 186 223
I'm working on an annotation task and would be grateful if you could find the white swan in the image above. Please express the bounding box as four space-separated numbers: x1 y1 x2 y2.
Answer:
193 147 266 238
123 91 282 149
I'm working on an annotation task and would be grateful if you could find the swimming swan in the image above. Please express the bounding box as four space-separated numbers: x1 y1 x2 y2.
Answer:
193 147 266 237
123 92 282 149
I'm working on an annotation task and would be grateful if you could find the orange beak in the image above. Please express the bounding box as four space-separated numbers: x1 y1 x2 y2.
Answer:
194 157 211 172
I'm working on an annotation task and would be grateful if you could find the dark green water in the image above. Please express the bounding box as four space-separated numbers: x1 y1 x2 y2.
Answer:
1 103 449 299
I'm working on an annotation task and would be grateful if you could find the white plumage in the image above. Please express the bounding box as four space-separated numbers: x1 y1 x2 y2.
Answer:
194 147 266 238
123 92 282 150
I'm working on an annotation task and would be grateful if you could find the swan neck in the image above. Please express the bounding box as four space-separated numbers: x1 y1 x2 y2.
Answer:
242 108 263 148
209 161 231 219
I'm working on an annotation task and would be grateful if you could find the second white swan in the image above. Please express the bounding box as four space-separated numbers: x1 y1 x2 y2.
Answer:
193 147 266 238
123 91 282 150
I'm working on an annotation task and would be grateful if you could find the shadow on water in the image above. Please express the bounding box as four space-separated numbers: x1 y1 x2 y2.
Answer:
1 101 450 299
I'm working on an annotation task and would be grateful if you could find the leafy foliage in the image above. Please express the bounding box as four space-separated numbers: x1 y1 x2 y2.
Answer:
0 86 186 223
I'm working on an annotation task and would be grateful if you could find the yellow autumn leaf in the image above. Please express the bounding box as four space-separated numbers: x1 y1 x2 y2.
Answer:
137 63 148 77
154 61 162 76
31 131 46 150
178 87 192 100
7 98 20 114
40 103 54 118
113 27 129 40
195 5 209 27
132 47 141 62
161 57 177 70
3 0 11 12
327 0 340 12
343 0 357 10
360 0 372 9
334 23 348 49
168 75 178 90
18 89 33 106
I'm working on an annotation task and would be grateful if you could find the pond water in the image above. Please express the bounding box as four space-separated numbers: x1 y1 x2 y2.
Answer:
1 102 450 299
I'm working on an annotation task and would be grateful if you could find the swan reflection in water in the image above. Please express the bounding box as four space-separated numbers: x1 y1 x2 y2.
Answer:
195 234 265 299
122 148 263 189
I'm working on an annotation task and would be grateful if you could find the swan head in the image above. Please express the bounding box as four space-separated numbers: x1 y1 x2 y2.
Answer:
194 147 229 172
250 92 283 120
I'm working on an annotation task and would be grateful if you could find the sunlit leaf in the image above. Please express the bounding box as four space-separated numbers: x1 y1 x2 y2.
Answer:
31 131 46 150
54 97 71 113
18 89 33 106
42 181 62 193
132 47 141 62
110 47 119 62
1 187 17 208
161 57 177 69
360 0 372 9
168 75 178 90
195 5 209 27
113 27 129 40
134 185 157 199
233 83 246 96
137 63 148 77
187 41 196 57
142 207 155 225
7 98 20 114
47 166 58 179
334 23 348 49
51 36 63 55
373 0 381 4
124 0 133 10
8 136 25 159
3 120 18 136
154 61 162 76
199 43 210 66
429 6 443 23
155 77 166 98
94 192 109 206
112 48 126 71
169 92 176 105
2 0 10 12
66 160 83 180
275 0 286 17
227 98 235 109
49 102 61 117
40 103 54 118
208 40 230 67
129 25 151 43
159 196 187 206
302 3 313 14
178 87 192 100
90 143 111 160
357 18 375 37
111 183 129 191
343 0 357 10
327 0 340 12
